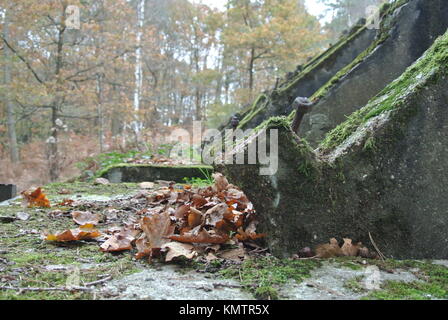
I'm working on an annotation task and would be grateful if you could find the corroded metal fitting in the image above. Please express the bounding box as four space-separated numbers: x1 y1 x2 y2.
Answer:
291 97 313 134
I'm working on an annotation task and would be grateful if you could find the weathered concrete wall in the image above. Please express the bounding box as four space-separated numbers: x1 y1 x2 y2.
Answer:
217 30 448 259
100 165 213 183
219 22 378 131
299 0 448 146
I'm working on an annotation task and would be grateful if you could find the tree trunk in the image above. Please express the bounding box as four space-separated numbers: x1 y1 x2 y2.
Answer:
248 46 255 99
3 9 20 163
96 73 104 153
49 4 66 182
133 0 145 133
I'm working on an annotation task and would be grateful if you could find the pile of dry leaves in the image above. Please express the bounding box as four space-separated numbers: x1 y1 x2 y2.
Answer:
23 173 266 263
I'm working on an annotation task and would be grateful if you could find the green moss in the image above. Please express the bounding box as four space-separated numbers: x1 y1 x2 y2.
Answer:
346 260 448 300
344 276 367 293
219 256 321 300
44 181 141 197
0 182 143 300
363 136 377 152
96 163 213 180
332 257 365 270
237 94 269 130
254 286 280 300
320 30 448 150
278 24 368 95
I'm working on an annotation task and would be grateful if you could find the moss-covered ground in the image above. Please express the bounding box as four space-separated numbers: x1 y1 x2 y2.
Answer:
0 182 143 300
1 182 447 300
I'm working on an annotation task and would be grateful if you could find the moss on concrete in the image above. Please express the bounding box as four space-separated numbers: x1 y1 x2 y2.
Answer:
364 261 448 300
219 256 321 300
311 0 408 102
99 163 214 183
320 29 448 150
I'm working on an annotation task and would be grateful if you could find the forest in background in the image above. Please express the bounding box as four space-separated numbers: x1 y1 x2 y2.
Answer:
0 0 385 190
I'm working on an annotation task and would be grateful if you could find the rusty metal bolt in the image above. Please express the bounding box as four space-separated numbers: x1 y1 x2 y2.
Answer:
230 114 240 129
291 97 313 134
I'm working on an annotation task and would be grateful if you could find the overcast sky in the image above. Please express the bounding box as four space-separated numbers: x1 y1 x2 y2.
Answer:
191 0 332 23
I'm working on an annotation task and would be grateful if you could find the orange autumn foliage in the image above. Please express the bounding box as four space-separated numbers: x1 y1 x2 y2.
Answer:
21 187 51 208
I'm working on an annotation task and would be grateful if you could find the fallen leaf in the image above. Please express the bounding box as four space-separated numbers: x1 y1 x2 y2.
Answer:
219 247 246 261
188 207 203 228
135 235 152 259
192 194 207 208
212 173 229 192
341 238 360 257
71 211 101 226
174 204 190 220
169 229 229 244
161 242 197 262
140 211 175 252
100 227 139 252
21 187 51 208
205 203 228 227
236 221 266 241
315 238 343 258
58 199 74 206
44 226 101 242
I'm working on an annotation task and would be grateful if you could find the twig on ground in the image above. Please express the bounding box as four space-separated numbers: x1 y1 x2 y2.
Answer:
212 283 244 289
369 232 386 261
83 275 112 287
0 285 93 292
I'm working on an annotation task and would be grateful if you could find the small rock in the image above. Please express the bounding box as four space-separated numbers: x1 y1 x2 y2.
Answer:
16 212 30 221
94 178 110 185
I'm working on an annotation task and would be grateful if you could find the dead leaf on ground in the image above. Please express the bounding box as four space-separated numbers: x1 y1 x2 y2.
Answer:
236 221 266 241
58 199 74 207
341 238 361 257
100 227 140 252
174 204 190 220
21 187 51 208
135 235 152 259
192 194 207 208
315 238 344 258
161 242 197 262
205 203 228 227
212 173 229 192
44 226 101 242
188 207 203 228
71 211 101 226
219 247 247 261
169 229 229 244
140 211 175 252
